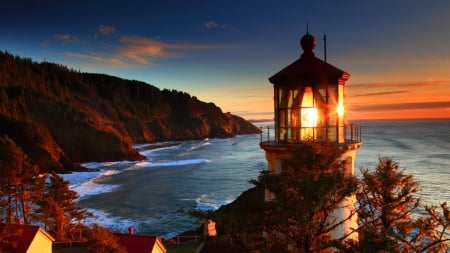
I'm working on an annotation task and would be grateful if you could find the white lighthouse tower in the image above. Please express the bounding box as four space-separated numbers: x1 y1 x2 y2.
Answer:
260 32 362 241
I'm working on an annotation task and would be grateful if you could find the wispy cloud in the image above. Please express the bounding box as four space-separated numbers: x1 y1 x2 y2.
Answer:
352 101 450 111
54 28 229 66
99 25 116 35
116 36 178 64
349 80 450 100
116 35 226 65
64 52 129 66
203 21 226 29
53 33 79 44
353 90 408 97
350 80 449 90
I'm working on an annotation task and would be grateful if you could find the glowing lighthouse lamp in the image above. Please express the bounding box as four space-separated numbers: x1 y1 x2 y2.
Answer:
260 32 362 241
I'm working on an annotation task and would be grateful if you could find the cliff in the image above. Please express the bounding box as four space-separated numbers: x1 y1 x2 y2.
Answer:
0 51 261 173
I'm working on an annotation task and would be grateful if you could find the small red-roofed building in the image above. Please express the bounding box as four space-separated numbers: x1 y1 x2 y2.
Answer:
0 223 55 253
114 228 166 253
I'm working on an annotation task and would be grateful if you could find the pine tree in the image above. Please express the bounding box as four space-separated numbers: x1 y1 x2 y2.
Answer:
0 135 44 224
356 157 450 252
85 224 127 253
35 171 88 241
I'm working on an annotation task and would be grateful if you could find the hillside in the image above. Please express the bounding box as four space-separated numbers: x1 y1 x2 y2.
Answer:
0 51 261 173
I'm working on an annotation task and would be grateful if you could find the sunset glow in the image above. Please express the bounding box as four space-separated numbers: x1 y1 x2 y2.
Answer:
1 1 449 121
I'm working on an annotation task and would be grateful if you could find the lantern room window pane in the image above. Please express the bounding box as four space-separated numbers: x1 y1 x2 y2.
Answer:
291 109 300 128
278 88 286 108
291 108 300 141
279 109 286 128
301 87 314 107
288 88 300 108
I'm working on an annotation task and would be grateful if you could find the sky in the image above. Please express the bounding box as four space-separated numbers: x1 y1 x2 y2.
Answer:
1 0 449 120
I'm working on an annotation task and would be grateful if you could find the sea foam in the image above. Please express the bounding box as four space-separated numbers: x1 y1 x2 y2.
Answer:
61 169 122 200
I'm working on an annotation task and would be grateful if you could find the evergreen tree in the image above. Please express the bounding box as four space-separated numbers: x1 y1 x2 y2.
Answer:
84 224 127 253
356 157 450 252
16 163 45 224
0 135 44 224
35 171 88 241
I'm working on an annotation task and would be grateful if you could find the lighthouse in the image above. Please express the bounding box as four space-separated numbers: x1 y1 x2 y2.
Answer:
260 32 362 241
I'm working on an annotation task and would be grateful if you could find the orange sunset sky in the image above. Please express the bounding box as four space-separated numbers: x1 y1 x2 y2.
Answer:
1 1 449 120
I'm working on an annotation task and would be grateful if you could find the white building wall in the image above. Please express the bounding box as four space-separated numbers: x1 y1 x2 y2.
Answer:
26 229 54 253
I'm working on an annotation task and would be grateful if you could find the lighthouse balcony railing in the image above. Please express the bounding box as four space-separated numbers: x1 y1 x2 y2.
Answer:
259 123 362 146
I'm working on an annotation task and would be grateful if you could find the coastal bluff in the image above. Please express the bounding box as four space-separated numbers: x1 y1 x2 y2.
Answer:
0 51 261 173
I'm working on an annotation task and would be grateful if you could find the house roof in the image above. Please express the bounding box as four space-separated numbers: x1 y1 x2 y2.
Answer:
114 232 162 253
269 33 349 86
0 223 55 252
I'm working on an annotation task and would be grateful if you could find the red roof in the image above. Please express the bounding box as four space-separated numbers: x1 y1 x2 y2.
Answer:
114 232 161 253
0 223 54 253
269 34 349 86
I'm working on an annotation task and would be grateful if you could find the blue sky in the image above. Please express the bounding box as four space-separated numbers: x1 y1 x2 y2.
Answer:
1 0 449 119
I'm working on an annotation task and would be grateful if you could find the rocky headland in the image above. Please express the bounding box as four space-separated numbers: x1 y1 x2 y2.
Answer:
0 51 261 173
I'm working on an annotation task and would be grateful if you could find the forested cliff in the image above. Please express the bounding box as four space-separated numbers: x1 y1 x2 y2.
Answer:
0 51 261 172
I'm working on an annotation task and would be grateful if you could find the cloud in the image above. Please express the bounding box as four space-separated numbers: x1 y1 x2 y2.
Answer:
204 21 226 29
235 111 273 116
353 90 408 97
64 52 130 67
352 101 450 111
61 35 225 66
53 33 78 43
55 28 229 67
349 80 450 100
350 80 450 90
116 35 226 65
116 36 175 64
99 25 116 35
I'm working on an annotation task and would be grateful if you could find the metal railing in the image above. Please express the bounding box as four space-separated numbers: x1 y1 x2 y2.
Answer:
259 123 362 145
348 123 362 143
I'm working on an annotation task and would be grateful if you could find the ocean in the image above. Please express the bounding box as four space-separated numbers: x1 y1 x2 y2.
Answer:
62 118 450 238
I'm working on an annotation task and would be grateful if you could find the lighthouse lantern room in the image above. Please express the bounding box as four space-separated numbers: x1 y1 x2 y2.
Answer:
268 33 352 144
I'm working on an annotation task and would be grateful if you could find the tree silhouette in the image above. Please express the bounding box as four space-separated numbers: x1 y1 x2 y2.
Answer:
0 135 44 224
356 157 450 252
84 224 127 253
35 171 89 241
252 142 358 252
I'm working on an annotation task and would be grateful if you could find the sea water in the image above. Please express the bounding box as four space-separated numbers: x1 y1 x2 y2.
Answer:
62 119 450 238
